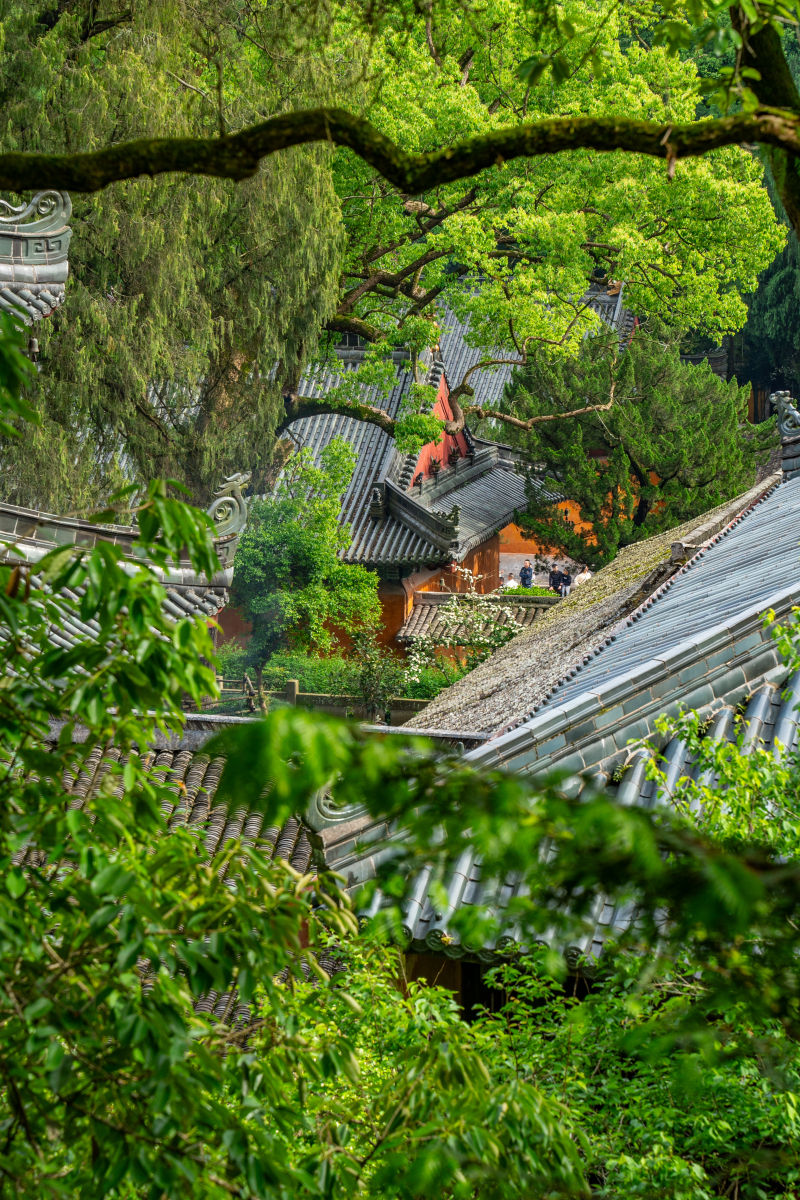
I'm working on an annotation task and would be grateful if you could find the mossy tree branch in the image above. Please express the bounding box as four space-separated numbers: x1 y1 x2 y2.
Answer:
0 107 798 201
276 383 618 442
277 393 398 436
324 315 388 342
730 10 800 232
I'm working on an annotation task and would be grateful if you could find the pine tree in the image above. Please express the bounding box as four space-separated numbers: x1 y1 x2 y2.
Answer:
503 325 776 570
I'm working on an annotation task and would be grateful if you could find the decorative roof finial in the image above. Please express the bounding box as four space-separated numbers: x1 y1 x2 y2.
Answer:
773 390 800 439
0 191 71 325
207 471 251 538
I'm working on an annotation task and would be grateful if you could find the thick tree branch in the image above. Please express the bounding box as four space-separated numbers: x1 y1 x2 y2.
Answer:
0 108 797 198
324 316 387 342
459 356 619 435
731 10 800 231
425 20 443 69
338 248 449 314
449 398 615 434
278 394 396 436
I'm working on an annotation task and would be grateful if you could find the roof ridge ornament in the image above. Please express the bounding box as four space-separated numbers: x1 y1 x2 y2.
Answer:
0 191 72 228
0 189 72 326
368 485 386 521
207 472 251 538
773 390 800 439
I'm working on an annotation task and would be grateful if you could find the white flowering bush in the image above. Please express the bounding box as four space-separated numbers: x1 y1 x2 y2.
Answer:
405 566 520 682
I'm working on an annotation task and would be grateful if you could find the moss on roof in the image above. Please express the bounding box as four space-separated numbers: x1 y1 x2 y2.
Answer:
405 476 781 737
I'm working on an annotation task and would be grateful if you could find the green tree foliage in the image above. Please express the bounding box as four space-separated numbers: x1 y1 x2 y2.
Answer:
741 229 800 396
0 0 788 509
6 421 800 1193
0 348 579 1193
331 4 780 347
230 438 381 680
305 0 784 438
0 0 343 509
470 954 800 1197
501 325 775 569
6 226 800 1198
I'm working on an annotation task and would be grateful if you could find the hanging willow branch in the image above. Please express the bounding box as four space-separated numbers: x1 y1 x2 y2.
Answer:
0 108 797 194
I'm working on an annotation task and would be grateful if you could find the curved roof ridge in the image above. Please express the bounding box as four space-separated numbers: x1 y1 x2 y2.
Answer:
528 477 782 727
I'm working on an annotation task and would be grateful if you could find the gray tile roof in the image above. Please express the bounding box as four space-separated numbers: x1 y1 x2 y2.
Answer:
21 720 325 1027
535 475 797 717
318 475 800 965
438 312 515 407
583 282 637 343
284 354 547 569
402 477 781 735
397 592 559 643
283 287 637 571
0 494 243 647
321 676 800 963
287 351 442 568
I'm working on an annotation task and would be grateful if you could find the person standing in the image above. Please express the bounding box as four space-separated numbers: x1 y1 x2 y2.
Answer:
504 572 519 589
548 564 563 594
573 564 592 588
519 559 533 588
560 568 573 597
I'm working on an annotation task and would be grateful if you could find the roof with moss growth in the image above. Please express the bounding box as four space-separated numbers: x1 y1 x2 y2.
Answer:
403 476 782 737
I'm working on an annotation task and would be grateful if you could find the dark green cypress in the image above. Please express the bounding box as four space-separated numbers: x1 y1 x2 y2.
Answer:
501 325 776 570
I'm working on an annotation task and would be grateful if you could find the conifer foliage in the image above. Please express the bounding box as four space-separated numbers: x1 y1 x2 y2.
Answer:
0 1 343 510
504 326 777 569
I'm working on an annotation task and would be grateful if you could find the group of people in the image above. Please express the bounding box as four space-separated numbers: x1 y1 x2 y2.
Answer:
499 559 592 596
549 563 591 596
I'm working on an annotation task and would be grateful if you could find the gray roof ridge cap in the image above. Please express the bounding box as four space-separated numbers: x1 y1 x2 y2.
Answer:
524 475 783 725
467 433 517 454
383 478 456 550
464 578 800 768
414 448 523 510
0 499 138 537
0 540 233 591
408 474 784 746
671 473 783 554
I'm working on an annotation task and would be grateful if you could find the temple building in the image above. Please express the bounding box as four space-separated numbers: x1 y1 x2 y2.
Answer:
315 449 800 1007
41 449 800 1016
4 179 799 1018
219 285 638 649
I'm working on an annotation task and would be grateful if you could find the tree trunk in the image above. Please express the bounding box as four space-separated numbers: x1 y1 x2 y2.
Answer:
632 494 651 527
731 10 800 235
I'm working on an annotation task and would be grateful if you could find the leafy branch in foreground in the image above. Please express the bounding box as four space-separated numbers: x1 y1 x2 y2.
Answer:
6 502 800 1195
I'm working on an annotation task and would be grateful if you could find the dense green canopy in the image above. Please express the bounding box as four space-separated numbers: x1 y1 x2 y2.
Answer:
0 1 343 508
503 324 776 568
0 0 787 507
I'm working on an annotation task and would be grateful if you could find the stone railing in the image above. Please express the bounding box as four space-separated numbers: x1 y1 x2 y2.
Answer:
208 678 429 725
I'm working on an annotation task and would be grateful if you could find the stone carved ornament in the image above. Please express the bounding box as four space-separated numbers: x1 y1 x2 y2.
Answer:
772 390 800 439
207 472 251 539
0 190 72 325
